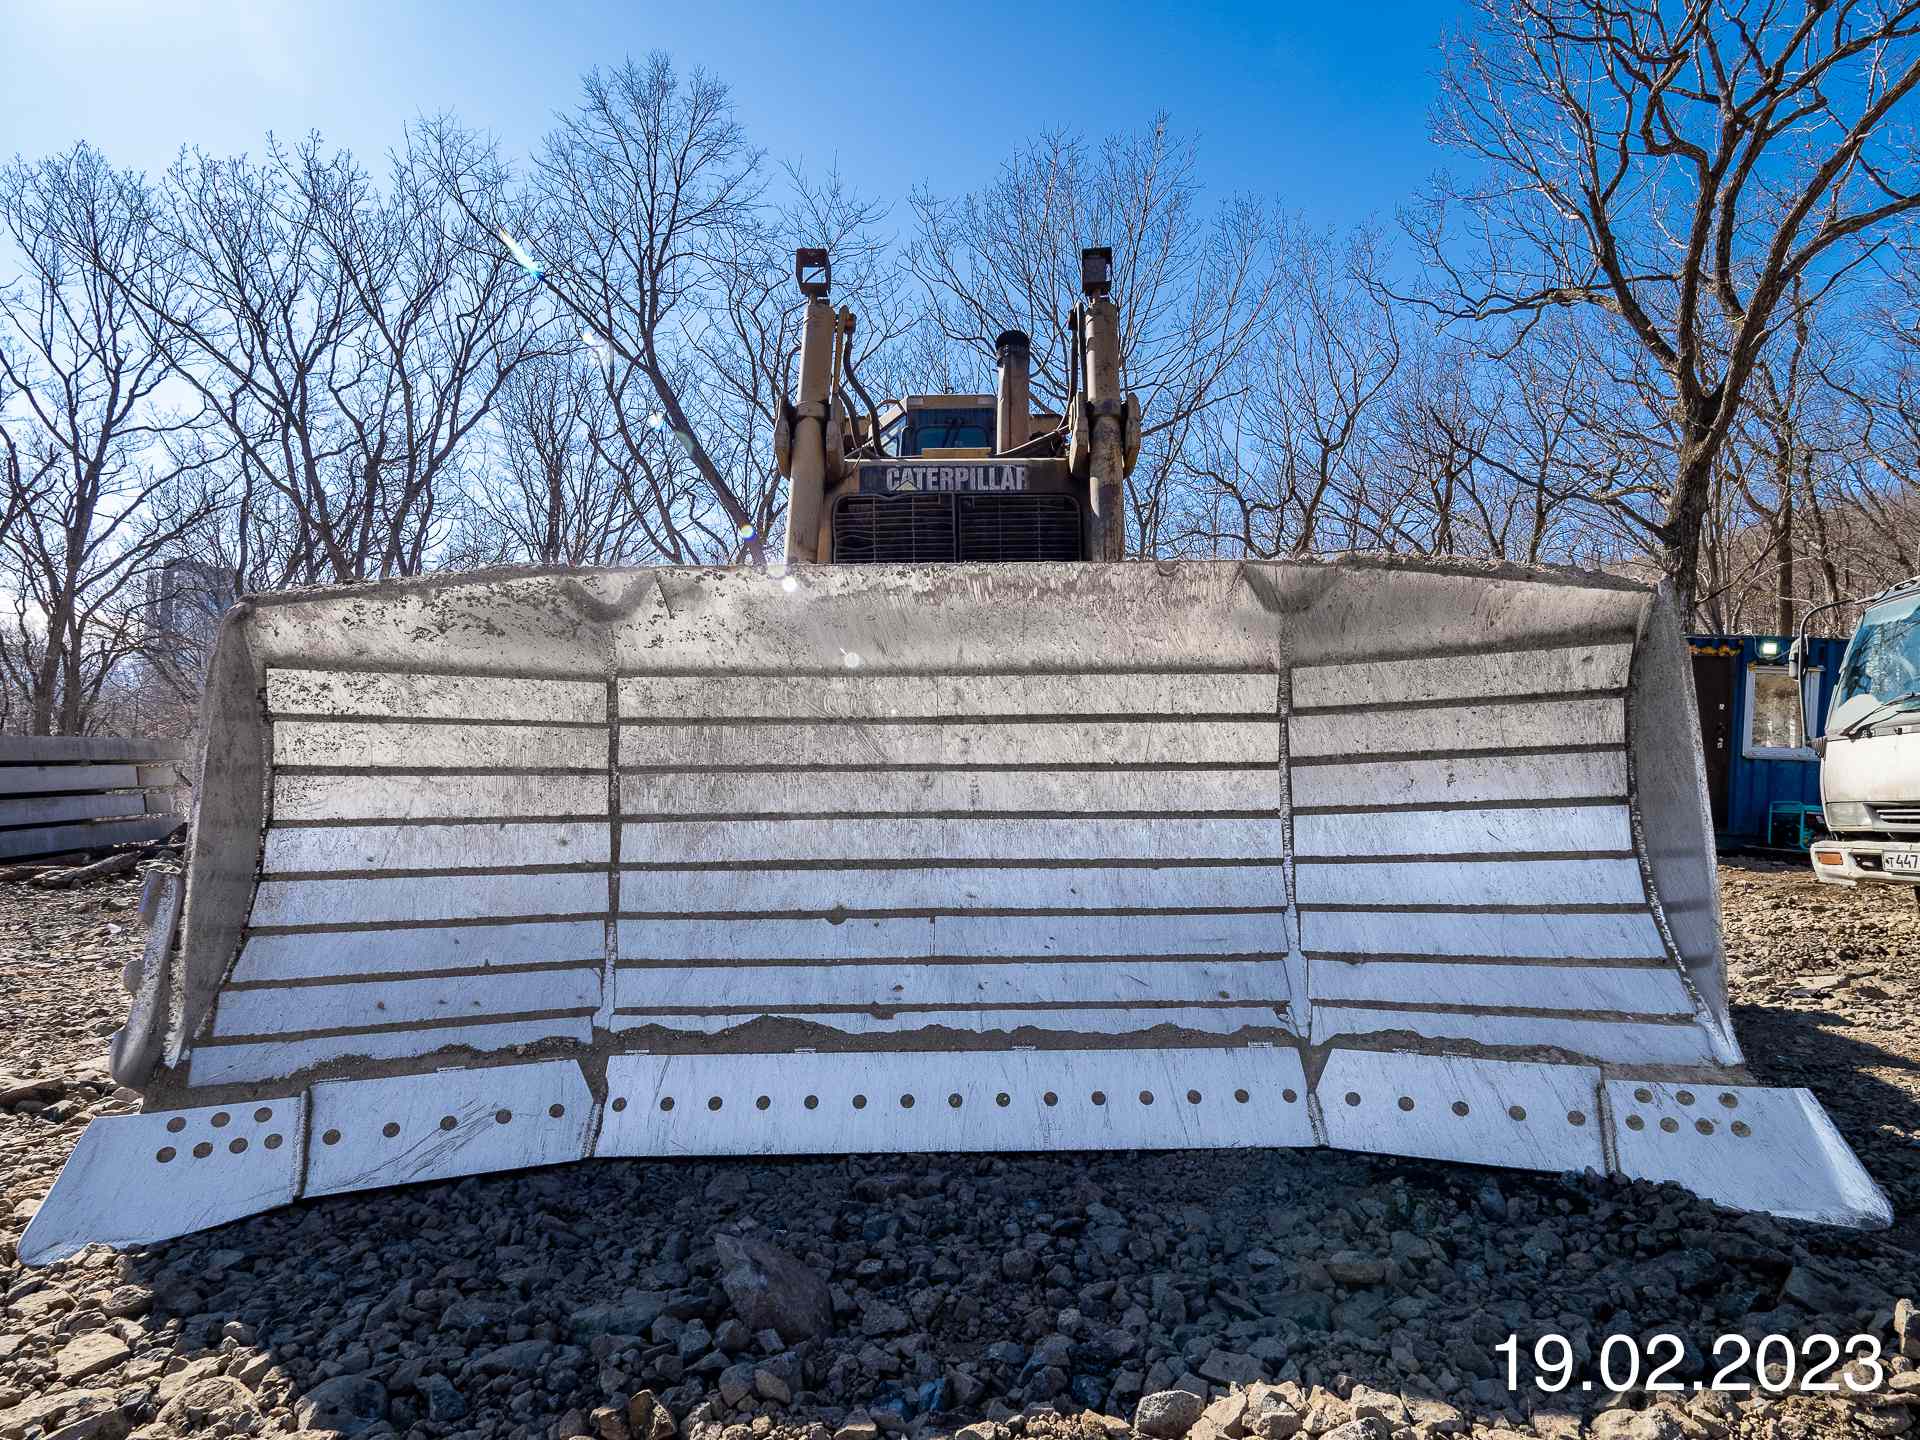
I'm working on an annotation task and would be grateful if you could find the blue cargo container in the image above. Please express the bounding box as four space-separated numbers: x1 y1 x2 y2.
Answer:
1687 633 1848 848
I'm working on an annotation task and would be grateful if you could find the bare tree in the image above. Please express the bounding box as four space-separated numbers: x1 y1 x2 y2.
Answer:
433 56 779 562
1175 223 1400 556
466 355 652 565
0 144 227 733
1411 0 1920 617
907 118 1280 555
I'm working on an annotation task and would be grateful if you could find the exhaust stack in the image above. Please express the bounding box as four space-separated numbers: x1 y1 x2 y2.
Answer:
995 329 1032 454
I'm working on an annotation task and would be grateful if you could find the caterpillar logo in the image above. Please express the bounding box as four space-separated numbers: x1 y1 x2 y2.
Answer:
858 463 1030 494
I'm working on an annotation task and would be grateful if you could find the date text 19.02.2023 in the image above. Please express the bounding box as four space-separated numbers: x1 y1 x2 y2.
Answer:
1497 1333 1885 1394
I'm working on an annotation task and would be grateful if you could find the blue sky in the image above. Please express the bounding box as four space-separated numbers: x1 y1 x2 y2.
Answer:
1 0 1465 229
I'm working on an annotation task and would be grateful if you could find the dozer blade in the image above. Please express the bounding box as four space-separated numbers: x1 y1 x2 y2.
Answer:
21 558 1888 1264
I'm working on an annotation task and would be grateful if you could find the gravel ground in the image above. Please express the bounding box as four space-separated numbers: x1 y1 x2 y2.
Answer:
2 859 1917 1440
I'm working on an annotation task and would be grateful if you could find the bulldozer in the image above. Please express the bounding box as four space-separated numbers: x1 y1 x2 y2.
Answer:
19 248 1889 1265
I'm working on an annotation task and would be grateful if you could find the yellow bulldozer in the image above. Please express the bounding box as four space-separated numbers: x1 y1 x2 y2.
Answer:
21 247 1887 1265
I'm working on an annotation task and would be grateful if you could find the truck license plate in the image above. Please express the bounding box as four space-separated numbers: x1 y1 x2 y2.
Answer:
1886 851 1920 874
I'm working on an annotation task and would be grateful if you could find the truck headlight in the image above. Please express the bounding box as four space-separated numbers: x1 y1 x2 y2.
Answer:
1824 802 1872 831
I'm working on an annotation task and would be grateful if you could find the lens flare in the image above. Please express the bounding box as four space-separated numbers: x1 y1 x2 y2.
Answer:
736 522 757 543
781 576 799 593
842 651 862 670
498 229 544 279
646 413 667 431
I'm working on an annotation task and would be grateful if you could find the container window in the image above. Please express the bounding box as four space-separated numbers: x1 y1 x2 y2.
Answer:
1744 665 1818 760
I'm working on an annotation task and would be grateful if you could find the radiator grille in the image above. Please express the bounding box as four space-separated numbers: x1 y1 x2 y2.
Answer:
833 495 1081 563
957 495 1083 562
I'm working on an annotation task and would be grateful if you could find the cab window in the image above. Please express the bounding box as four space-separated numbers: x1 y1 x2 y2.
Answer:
904 408 992 455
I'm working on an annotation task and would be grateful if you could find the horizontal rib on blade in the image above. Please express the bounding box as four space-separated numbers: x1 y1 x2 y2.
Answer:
612 959 1291 1009
615 912 1289 963
618 768 1280 817
617 817 1284 866
1309 958 1692 1014
1293 644 1631 710
233 921 605 982
1290 752 1626 810
1293 804 1633 858
1311 1006 1717 1065
213 967 603 1036
605 1006 1283 1037
267 669 608 723
1299 910 1665 960
275 721 607 770
187 1017 594 1087
619 720 1279 769
1294 858 1646 907
262 822 609 874
1289 698 1623 759
618 864 1284 916
273 773 610 823
619 672 1278 720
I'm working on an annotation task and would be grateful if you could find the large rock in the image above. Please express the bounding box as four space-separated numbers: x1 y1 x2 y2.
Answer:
628 1390 678 1440
53 1333 129 1384
0 1391 115 1440
713 1233 833 1342
293 1374 388 1435
1198 1351 1262 1386
1136 1390 1206 1440
572 1291 670 1339
157 1377 257 1430
417 1374 467 1423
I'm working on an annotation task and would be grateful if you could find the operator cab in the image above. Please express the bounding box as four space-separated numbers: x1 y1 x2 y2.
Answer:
877 398 996 458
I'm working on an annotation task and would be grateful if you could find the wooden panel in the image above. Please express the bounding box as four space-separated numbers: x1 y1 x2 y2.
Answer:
619 672 1278 720
613 959 1289 1010
232 921 605 983
1294 857 1646 907
0 816 179 860
1290 698 1622 760
187 1018 595 1087
273 721 606 770
1291 751 1626 810
275 772 608 822
0 736 182 764
249 876 608 928
616 911 1288 962
1309 959 1693 1014
1294 644 1632 710
0 763 138 796
268 669 607 722
0 792 147 829
262 821 609 874
212 967 603 1037
620 863 1284 916
1299 909 1666 961
618 816 1285 865
1293 804 1633 858
619 720 1279 769
620 768 1279 817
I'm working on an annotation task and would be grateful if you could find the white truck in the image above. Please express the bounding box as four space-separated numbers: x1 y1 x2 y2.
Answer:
1792 576 1920 889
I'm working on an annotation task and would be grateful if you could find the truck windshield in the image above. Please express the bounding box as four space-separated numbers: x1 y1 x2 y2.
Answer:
1838 593 1920 707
